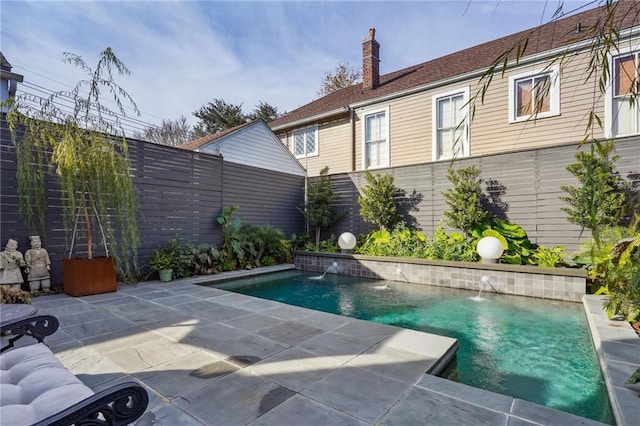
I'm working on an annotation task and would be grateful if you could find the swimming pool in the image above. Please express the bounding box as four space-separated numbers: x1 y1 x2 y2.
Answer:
213 270 614 424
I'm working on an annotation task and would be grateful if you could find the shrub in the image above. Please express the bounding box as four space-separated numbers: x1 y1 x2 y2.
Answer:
357 223 427 258
358 171 400 231
423 227 479 262
560 141 629 240
442 165 489 237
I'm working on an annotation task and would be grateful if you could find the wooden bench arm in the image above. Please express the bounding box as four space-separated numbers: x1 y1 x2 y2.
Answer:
0 314 60 352
33 382 149 426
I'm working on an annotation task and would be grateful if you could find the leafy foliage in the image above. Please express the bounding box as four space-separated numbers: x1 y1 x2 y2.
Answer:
357 223 427 258
531 245 568 268
134 115 194 146
301 167 342 249
470 218 533 265
317 60 361 96
5 47 139 275
576 217 640 321
442 165 489 237
358 171 400 231
216 206 245 271
423 227 479 262
560 141 629 240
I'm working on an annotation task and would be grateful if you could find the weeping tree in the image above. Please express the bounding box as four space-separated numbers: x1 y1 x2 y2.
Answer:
4 47 139 275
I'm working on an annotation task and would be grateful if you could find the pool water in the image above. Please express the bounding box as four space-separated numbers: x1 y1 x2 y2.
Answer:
215 270 614 424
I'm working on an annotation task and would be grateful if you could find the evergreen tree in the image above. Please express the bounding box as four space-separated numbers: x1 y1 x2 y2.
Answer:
442 165 489 236
302 167 342 249
358 171 400 231
248 101 280 122
192 98 247 136
560 141 629 238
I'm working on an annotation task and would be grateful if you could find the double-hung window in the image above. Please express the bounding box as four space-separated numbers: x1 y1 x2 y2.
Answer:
508 65 560 123
607 52 640 137
363 107 389 169
292 126 318 158
432 87 469 161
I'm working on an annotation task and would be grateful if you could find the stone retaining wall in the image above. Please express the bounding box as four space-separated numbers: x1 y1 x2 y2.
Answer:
295 252 588 302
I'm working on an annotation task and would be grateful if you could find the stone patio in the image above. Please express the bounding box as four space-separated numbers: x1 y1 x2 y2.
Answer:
4 266 615 425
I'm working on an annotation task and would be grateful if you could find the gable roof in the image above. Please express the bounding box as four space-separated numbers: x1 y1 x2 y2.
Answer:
178 120 253 151
270 3 640 131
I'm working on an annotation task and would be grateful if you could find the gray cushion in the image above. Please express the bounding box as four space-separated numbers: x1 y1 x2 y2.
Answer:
0 343 94 426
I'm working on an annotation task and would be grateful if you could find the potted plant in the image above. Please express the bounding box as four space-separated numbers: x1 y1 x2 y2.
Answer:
4 48 139 296
148 250 174 282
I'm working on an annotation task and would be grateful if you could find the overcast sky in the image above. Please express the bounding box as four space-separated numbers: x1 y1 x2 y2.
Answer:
2 0 593 133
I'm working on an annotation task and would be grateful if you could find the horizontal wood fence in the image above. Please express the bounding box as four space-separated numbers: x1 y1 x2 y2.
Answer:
0 117 305 286
323 137 640 255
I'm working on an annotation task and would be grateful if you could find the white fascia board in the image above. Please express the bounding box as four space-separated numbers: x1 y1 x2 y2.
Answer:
270 107 349 131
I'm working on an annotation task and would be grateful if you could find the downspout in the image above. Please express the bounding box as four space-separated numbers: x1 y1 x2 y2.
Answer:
351 108 356 172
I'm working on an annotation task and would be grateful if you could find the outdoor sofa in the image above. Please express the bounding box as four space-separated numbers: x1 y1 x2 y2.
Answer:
0 315 148 425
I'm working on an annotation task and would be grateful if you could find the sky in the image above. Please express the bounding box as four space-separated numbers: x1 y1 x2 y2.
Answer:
1 0 595 134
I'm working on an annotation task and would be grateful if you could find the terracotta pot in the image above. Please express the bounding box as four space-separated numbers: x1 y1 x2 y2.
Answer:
63 257 117 296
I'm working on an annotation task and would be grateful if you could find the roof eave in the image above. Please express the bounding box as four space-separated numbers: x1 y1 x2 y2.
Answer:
270 107 349 132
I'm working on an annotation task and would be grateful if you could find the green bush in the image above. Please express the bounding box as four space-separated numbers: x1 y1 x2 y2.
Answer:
358 171 400 231
357 223 427 258
423 227 479 262
530 245 568 268
442 165 489 237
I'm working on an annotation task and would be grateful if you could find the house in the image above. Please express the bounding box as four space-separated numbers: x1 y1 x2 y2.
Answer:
179 118 305 177
0 53 23 113
269 3 640 177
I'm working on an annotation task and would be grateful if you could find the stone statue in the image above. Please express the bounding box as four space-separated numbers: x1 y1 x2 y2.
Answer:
0 239 26 290
24 236 51 294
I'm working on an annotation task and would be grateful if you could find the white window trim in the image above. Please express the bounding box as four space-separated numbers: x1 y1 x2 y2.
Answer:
361 106 390 170
431 87 470 161
508 64 561 123
604 43 640 138
291 125 319 159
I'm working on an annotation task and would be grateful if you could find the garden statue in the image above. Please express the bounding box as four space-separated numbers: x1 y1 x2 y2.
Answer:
25 235 51 294
0 239 26 290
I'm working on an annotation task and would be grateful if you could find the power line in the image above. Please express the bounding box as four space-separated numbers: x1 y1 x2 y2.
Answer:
13 63 170 124
15 81 161 137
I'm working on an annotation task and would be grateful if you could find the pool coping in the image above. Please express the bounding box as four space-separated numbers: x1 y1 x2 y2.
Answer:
583 295 640 426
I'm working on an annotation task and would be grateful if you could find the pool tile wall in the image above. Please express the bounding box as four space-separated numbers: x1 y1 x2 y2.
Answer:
294 252 588 303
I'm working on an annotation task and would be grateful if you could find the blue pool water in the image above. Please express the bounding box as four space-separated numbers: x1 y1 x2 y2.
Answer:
214 270 614 424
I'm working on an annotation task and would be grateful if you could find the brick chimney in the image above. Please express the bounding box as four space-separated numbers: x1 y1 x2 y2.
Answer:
362 28 380 90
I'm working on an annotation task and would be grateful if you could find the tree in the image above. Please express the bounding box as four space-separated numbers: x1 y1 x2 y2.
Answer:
560 141 629 239
317 60 361 96
248 101 280 122
301 166 342 249
193 98 247 137
5 47 139 274
193 98 281 137
442 165 489 237
134 115 194 146
358 171 400 231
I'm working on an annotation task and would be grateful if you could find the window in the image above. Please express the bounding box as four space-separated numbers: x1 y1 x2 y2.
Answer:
432 87 469 161
292 126 318 158
363 107 389 169
508 65 560 123
606 52 640 137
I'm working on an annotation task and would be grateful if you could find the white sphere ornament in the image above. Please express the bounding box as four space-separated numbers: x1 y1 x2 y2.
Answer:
476 236 504 263
338 232 357 251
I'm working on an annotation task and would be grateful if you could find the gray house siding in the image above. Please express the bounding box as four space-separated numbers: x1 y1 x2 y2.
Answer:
324 137 640 255
200 120 305 176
